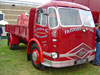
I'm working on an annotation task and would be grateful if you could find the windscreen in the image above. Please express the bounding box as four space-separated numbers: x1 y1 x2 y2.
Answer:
58 8 82 26
48 8 58 28
80 10 95 27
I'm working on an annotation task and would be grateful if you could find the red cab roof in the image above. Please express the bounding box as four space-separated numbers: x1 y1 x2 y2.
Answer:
38 1 90 10
54 0 100 12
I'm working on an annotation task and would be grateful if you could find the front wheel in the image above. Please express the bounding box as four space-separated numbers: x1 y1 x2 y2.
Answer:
31 43 45 70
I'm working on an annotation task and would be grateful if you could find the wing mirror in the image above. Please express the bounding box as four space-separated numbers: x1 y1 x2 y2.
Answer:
39 8 43 13
39 8 49 16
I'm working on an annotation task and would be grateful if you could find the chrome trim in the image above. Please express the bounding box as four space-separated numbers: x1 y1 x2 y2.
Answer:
60 50 95 59
42 58 75 68
42 55 95 68
88 55 95 62
32 52 37 62
43 51 51 57
60 43 94 57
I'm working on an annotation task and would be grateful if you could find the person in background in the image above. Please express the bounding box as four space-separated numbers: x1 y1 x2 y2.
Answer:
0 26 3 45
94 23 100 66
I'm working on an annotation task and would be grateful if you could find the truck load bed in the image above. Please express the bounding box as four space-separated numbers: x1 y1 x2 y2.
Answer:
5 25 28 41
17 13 29 26
5 13 30 41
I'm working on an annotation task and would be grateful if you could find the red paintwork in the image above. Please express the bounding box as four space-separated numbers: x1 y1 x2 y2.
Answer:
17 13 29 26
39 1 89 10
10 33 19 45
5 25 28 41
54 0 100 11
54 0 100 24
5 1 96 67
27 38 43 62
8 36 11 47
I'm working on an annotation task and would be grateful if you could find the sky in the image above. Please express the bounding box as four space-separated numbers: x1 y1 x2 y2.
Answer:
21 0 52 4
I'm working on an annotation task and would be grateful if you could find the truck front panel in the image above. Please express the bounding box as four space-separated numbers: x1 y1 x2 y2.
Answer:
42 7 95 67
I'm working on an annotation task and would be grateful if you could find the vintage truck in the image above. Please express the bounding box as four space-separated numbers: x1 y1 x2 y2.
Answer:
5 1 96 70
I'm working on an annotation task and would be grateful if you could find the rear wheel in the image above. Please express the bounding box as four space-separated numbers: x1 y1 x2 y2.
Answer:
31 43 45 70
8 34 19 50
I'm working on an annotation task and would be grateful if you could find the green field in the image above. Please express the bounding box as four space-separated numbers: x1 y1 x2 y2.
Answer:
0 40 100 75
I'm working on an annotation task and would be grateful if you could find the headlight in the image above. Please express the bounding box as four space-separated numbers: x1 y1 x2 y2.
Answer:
51 52 58 60
82 29 86 33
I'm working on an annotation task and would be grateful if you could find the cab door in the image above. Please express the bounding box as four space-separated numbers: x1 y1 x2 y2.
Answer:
48 7 62 53
34 8 49 52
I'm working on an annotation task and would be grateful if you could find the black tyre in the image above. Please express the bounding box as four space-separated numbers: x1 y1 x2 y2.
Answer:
31 43 45 70
10 44 19 50
7 34 10 46
8 34 19 50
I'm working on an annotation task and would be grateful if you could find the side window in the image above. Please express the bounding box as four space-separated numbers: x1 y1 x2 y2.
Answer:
48 8 58 28
36 11 41 24
36 9 47 26
41 9 47 26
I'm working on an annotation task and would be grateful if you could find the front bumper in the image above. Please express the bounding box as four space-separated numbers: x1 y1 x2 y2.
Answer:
42 55 95 68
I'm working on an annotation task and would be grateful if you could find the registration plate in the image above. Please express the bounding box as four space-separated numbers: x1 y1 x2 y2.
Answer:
75 59 88 65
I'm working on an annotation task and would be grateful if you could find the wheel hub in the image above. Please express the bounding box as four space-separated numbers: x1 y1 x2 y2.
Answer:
32 52 37 62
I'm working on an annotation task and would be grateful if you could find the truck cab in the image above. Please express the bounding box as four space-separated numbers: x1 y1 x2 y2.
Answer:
32 1 95 68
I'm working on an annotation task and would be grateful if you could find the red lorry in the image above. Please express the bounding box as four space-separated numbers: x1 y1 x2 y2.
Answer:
5 1 96 70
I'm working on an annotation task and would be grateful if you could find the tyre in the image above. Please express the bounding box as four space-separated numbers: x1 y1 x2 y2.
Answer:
31 43 45 70
7 34 10 46
8 34 19 50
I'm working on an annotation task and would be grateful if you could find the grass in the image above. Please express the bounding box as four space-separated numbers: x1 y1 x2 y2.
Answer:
0 40 100 75
1 36 8 39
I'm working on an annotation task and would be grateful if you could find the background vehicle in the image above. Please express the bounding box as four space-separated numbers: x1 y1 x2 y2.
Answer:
5 1 96 70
